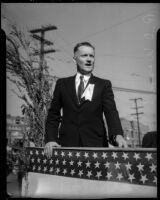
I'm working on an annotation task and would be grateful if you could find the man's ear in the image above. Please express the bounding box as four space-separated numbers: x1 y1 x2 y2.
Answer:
73 56 76 64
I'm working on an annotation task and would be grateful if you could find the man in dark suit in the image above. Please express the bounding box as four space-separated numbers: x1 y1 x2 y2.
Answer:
44 42 127 157
142 131 157 148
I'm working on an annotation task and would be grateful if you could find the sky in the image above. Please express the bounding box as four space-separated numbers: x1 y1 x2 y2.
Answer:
1 3 159 131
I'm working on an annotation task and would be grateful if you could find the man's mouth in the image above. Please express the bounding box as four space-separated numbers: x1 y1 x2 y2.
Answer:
85 63 92 66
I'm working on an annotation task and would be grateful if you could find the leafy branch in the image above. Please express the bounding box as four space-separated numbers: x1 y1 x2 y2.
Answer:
6 21 57 147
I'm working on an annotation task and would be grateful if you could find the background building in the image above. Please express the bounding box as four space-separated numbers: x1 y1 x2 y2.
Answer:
7 114 150 148
7 114 30 145
120 118 149 147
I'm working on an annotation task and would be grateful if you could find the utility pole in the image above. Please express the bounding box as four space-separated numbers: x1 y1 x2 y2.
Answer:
130 120 135 148
130 98 144 147
30 25 57 147
30 25 57 84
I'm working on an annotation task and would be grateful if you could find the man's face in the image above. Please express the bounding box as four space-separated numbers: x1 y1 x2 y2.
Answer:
74 45 95 75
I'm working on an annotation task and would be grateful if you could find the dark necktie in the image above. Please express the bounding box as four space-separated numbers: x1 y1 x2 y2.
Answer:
78 75 84 102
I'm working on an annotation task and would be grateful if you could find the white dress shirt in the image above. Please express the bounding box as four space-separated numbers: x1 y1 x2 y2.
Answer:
75 72 91 95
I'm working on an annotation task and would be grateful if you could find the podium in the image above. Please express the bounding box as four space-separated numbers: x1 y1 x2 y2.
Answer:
22 147 157 198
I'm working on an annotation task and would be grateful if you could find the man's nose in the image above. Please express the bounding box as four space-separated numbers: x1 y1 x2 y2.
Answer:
86 56 92 61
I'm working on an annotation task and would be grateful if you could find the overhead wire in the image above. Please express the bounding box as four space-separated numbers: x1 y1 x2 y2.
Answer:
55 6 157 50
46 6 157 94
52 6 157 64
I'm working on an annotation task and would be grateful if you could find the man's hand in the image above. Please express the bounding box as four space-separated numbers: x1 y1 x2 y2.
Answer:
44 141 61 158
115 135 128 148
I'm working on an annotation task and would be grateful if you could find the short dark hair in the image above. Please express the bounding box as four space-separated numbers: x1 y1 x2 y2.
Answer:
73 42 95 54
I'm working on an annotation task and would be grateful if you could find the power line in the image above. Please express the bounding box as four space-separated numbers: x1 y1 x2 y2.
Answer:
97 53 151 60
56 7 157 49
53 7 157 62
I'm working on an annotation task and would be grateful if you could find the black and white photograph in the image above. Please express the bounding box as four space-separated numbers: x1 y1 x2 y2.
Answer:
2 2 159 199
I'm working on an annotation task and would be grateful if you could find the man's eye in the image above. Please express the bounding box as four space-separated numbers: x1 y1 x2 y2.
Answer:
81 54 94 57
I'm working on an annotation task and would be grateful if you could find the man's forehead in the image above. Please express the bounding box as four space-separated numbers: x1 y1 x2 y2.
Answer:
76 45 95 54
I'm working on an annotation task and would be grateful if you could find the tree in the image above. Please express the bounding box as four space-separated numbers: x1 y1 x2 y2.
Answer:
6 21 58 147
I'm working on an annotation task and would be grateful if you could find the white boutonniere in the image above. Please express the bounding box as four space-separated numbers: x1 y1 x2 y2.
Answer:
82 84 95 101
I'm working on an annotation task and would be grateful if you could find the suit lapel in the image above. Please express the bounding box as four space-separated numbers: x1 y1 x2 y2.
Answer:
67 75 79 106
88 74 97 85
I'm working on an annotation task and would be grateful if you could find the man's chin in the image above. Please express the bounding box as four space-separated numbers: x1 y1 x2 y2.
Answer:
82 70 92 75
81 68 94 75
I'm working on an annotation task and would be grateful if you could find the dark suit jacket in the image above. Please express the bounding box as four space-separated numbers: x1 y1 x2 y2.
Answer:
142 131 157 148
45 74 123 147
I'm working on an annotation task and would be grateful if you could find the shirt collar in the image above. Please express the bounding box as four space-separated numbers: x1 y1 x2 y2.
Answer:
76 72 91 83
